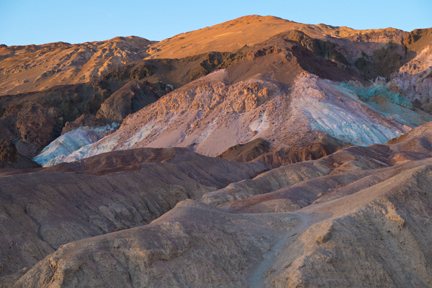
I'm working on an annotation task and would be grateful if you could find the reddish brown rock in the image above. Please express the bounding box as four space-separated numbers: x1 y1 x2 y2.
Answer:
96 80 160 122
62 114 111 134
0 139 16 162
217 138 271 163
15 115 57 148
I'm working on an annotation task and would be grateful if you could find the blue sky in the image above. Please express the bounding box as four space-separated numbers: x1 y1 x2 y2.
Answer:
1 0 431 46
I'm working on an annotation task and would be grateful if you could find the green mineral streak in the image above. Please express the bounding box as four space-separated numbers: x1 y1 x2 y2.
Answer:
340 83 413 109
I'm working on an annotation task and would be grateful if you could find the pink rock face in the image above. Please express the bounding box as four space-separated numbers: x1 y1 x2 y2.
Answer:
391 44 432 109
83 72 413 163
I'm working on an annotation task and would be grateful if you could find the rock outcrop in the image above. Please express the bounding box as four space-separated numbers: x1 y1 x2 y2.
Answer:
96 80 161 122
217 136 343 168
71 71 416 164
391 28 432 111
32 123 119 167
0 139 16 162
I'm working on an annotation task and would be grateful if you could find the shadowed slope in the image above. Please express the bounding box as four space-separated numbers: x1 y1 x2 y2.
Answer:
0 147 266 280
206 121 432 212
10 122 432 288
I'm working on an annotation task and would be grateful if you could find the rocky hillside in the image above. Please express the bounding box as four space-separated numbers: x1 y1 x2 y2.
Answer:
0 36 154 96
0 43 251 162
43 26 432 168
391 28 432 111
4 121 432 287
1 15 432 288
146 15 407 62
2 15 431 168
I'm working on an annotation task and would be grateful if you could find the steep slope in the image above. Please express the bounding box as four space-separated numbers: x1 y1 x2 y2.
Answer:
10 121 432 288
0 37 167 166
61 68 423 166
4 16 424 168
0 36 154 96
31 22 428 168
32 123 119 167
391 28 432 111
2 47 234 164
1 45 248 163
0 79 166 162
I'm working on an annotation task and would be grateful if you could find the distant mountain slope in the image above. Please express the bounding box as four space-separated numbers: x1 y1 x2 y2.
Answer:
3 15 429 168
146 15 407 66
54 32 431 167
0 36 154 96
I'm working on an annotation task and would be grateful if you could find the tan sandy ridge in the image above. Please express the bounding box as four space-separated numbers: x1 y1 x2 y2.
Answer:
0 36 154 96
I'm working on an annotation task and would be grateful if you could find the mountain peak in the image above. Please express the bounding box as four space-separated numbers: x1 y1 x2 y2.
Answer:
145 15 407 60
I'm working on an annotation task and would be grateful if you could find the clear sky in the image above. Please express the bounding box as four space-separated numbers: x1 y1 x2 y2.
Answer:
1 0 431 46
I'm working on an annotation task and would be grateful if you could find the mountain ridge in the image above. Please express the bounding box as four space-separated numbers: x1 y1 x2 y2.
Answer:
2 15 432 288
0 36 155 96
145 15 408 60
